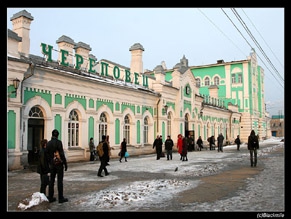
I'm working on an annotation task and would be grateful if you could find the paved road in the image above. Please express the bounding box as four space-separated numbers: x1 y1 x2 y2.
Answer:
7 140 285 213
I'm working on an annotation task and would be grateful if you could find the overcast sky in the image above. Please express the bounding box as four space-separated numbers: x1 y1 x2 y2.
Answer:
6 7 284 116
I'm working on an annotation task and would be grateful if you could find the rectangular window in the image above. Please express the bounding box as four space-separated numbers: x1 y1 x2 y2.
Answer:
231 74 235 83
238 74 243 83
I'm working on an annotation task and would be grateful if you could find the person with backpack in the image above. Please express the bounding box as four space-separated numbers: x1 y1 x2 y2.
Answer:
46 129 68 203
247 130 259 167
97 135 110 177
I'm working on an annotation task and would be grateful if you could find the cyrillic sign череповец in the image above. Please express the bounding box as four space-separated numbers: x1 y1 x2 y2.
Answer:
41 43 149 87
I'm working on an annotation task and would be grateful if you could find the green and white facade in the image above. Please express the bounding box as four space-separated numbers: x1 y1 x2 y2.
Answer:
7 10 270 170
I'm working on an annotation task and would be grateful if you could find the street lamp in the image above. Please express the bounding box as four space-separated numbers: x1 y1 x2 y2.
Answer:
8 78 20 97
163 105 168 114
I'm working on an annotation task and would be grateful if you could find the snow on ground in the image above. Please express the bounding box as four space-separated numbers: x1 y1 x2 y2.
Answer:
17 136 284 211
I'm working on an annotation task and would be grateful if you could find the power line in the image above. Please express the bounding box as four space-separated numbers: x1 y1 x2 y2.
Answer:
220 8 284 90
240 8 284 70
230 8 284 84
197 8 246 58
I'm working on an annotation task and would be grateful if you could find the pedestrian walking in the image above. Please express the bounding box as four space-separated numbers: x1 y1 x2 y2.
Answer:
89 137 95 161
196 136 203 151
182 136 188 161
208 136 215 150
119 138 128 162
234 135 241 151
217 133 224 152
97 135 110 177
164 135 174 160
177 134 183 160
106 135 111 166
37 139 50 196
46 129 68 203
187 134 194 151
247 130 259 167
153 135 163 160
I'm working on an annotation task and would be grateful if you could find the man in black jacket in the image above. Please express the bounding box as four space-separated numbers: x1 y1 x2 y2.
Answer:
46 129 68 203
153 135 163 160
247 130 259 167
164 135 174 160
217 133 224 152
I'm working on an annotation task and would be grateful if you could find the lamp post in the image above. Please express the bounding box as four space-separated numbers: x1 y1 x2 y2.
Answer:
163 105 168 114
8 78 20 97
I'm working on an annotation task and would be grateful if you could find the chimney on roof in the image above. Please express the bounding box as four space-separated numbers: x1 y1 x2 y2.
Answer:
56 35 75 67
129 43 144 74
10 10 34 57
74 42 92 71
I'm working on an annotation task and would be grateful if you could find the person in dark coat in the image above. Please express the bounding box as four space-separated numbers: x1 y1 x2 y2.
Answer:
37 139 50 196
46 129 68 203
182 137 188 161
153 135 163 160
164 135 174 160
234 135 241 151
247 130 259 167
119 138 128 162
217 133 224 152
187 134 194 151
208 136 215 150
196 136 203 151
89 137 95 161
97 135 110 177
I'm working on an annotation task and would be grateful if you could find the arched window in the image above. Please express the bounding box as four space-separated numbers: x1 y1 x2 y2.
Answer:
167 113 171 137
29 106 44 118
196 78 201 88
99 112 107 141
68 109 79 147
123 115 130 144
143 117 149 144
214 76 220 85
204 77 210 86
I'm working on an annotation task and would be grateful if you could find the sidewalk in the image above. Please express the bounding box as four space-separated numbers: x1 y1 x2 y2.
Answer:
7 140 284 212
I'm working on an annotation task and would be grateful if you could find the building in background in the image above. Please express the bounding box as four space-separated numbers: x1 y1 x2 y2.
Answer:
7 10 272 170
270 115 284 137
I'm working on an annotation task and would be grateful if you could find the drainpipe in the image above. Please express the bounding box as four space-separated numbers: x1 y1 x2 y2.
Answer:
20 61 35 151
156 98 160 133
229 111 233 144
21 61 35 104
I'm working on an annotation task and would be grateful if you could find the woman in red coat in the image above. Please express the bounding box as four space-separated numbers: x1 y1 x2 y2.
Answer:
177 134 183 160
